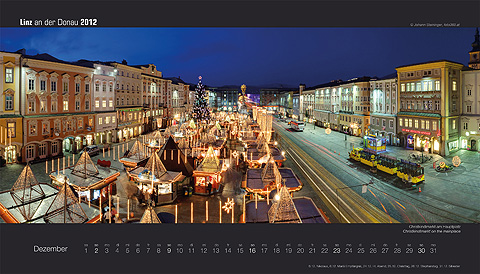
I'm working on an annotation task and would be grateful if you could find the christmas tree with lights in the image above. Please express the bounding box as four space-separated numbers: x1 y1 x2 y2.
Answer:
192 76 210 122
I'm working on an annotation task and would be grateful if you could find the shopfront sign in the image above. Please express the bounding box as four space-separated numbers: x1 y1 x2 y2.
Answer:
402 128 431 135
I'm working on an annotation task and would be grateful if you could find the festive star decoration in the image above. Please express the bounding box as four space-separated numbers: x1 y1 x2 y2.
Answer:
222 198 235 214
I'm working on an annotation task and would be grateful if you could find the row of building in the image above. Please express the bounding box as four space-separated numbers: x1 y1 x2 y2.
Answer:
259 29 480 156
0 50 194 164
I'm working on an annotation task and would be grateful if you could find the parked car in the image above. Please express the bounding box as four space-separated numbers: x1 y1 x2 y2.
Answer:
82 145 100 156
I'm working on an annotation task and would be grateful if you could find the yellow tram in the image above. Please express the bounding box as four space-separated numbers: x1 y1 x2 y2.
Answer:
349 147 425 184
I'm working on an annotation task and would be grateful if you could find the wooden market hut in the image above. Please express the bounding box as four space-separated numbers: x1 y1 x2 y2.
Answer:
49 148 120 202
193 146 227 195
140 206 161 223
120 140 149 169
128 150 184 205
0 165 99 223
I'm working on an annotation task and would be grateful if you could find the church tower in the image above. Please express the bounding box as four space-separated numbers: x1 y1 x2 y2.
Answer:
468 28 480 69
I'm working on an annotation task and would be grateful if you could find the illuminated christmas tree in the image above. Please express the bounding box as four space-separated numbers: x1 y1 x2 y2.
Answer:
192 76 210 122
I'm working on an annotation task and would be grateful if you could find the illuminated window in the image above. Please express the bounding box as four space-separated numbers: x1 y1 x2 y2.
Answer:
423 81 428 91
63 100 68 111
102 100 106 108
28 101 35 112
399 118 403 127
452 120 456 130
42 122 49 135
414 119 419 129
99 117 102 125
452 80 457 91
29 124 36 135
435 81 440 91
416 82 421 91
112 116 115 124
421 120 425 129
426 121 429 130
433 121 437 131
109 100 113 107
7 122 15 138
95 100 100 108
40 99 47 112
400 84 405 92
408 119 412 128
5 68 13 83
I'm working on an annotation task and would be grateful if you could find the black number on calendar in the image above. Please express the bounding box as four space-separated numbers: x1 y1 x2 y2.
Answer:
201 247 207 254
418 247 425 254
333 247 340 254
167 248 172 254
105 248 109 254
249 247 256 254
94 247 98 254
157 248 161 254
125 247 130 254
274 248 280 254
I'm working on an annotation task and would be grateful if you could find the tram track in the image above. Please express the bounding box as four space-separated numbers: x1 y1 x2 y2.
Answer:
274 121 480 223
278 131 395 223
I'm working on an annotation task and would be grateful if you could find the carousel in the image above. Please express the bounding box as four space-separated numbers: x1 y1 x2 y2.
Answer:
243 154 302 195
128 150 184 205
244 184 329 224
193 146 228 195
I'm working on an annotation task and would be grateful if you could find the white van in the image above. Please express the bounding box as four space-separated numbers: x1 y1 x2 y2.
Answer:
291 121 305 131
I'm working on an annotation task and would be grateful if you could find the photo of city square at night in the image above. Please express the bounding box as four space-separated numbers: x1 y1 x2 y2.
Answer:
0 27 479 224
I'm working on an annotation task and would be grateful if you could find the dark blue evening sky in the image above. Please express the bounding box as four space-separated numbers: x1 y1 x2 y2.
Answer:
0 28 476 88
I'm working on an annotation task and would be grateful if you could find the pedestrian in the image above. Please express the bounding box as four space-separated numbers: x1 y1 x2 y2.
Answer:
207 182 212 194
